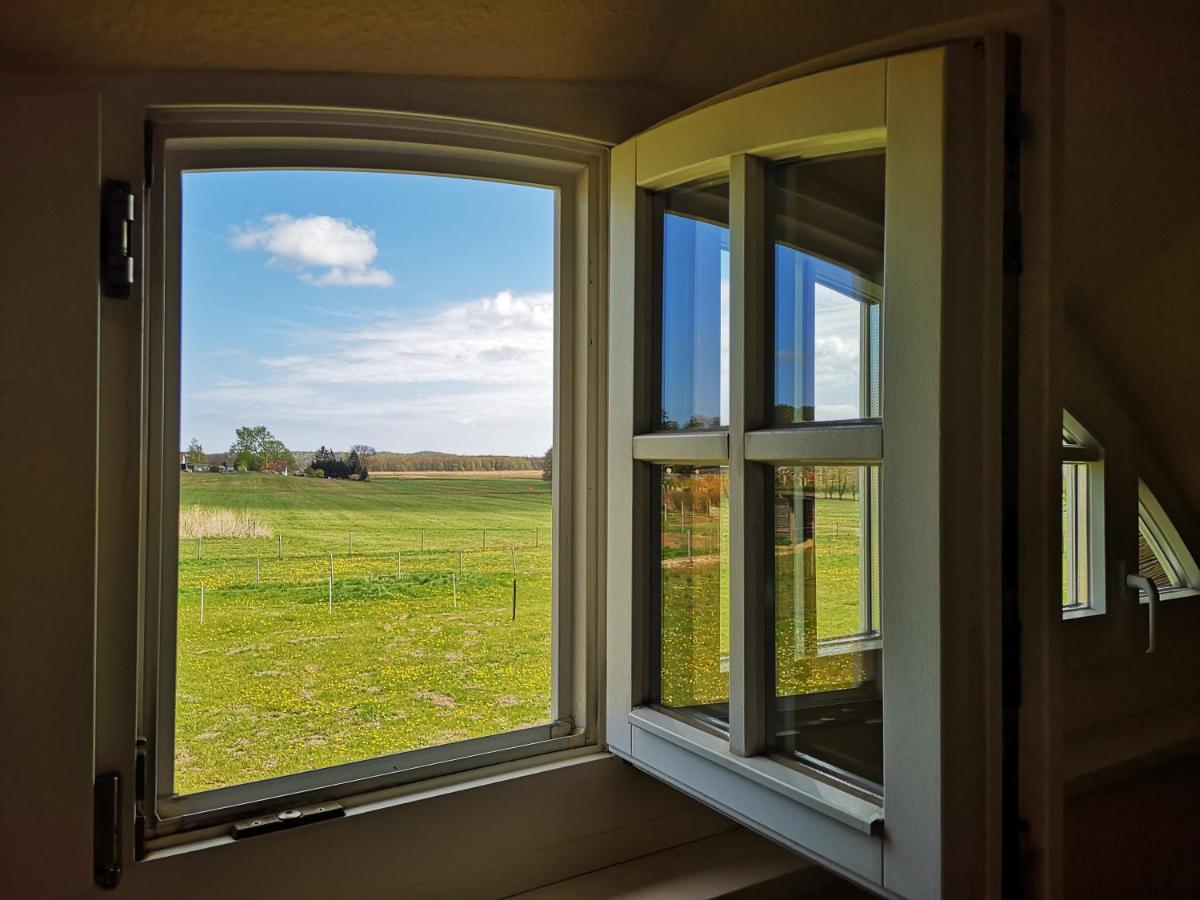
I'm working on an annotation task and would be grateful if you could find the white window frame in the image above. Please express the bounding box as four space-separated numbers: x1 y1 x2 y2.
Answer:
1137 479 1200 600
607 45 1009 897
1061 410 1106 618
139 108 605 844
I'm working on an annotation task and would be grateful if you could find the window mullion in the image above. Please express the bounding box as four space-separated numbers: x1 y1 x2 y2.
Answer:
728 154 770 757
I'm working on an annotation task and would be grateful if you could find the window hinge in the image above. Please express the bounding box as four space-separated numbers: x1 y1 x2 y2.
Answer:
100 179 135 299
93 773 121 890
133 736 148 860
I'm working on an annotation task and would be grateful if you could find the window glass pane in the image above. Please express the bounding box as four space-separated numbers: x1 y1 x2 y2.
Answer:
771 153 885 425
176 169 555 793
1138 516 1182 591
659 180 730 430
770 465 881 789
1062 463 1090 606
657 466 730 728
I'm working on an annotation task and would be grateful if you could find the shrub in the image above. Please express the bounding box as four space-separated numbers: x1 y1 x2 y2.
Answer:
179 505 273 539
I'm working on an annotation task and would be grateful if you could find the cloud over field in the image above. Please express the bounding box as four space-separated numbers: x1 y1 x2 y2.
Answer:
232 214 394 287
190 290 553 455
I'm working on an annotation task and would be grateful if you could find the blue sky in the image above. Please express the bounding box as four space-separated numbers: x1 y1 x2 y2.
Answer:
181 170 555 456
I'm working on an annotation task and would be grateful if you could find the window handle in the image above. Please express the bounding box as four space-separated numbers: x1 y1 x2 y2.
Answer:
1126 573 1160 654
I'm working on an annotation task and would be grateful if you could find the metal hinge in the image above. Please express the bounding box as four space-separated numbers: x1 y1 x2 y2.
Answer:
100 179 135 299
133 736 148 860
93 774 121 889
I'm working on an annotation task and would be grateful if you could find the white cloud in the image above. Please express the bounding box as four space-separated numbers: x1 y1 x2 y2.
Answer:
232 214 394 287
188 290 555 455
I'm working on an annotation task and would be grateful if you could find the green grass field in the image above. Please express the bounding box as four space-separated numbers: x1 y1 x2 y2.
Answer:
174 471 873 795
175 472 552 794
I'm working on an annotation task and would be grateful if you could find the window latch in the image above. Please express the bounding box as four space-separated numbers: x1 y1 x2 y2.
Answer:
100 180 135 299
1126 573 1160 653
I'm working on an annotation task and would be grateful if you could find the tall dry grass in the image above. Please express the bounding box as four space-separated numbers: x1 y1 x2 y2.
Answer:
179 505 273 539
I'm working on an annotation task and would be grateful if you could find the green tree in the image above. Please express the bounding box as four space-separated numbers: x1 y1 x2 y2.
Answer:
540 447 553 482
185 437 205 467
229 425 292 471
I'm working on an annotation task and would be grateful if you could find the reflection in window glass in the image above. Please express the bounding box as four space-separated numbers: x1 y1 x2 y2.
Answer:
1062 463 1090 607
659 181 730 431
770 466 881 788
771 153 884 425
658 466 730 728
176 170 555 793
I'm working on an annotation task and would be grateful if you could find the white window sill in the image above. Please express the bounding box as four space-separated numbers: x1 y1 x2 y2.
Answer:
1063 604 1105 621
627 707 882 834
146 742 601 858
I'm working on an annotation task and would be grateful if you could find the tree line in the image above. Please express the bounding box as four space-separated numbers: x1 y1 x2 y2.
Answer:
185 430 545 477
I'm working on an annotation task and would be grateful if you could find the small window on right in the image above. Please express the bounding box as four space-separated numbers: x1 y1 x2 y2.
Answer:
1137 480 1200 598
1062 412 1105 614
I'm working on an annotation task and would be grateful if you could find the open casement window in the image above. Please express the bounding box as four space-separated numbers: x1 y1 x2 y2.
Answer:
1137 480 1200 599
608 45 1011 897
1061 412 1106 616
139 111 603 845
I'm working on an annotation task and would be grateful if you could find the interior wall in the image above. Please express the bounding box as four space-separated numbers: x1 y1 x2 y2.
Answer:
1 1 1198 898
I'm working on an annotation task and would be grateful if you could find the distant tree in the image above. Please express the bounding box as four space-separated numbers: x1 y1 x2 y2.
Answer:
540 447 553 482
313 445 355 479
230 425 292 471
185 437 205 467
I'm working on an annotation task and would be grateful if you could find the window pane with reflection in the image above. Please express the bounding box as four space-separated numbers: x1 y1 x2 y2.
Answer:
659 180 730 431
658 466 730 729
771 153 884 425
770 465 881 789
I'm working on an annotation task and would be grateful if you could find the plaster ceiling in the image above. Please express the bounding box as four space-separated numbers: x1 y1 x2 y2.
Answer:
0 0 693 85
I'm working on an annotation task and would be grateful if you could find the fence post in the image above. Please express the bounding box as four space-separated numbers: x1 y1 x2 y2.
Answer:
452 573 457 609
277 534 282 559
535 526 540 548
482 529 486 551
197 535 202 560
512 579 517 621
687 530 692 559
200 583 205 624
420 530 424 552
327 553 333 613
458 549 464 577
256 555 261 584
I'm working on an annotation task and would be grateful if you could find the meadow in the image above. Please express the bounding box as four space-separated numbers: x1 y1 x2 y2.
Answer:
174 470 872 795
175 472 552 794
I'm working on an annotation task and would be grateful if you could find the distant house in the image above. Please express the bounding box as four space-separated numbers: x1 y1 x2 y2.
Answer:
264 459 289 476
180 452 187 472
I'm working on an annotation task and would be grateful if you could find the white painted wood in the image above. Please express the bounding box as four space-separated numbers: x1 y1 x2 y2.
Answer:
743 423 882 463
628 709 882 833
623 728 882 886
142 110 608 837
631 431 730 464
635 59 887 190
605 138 639 757
879 48 948 899
608 45 1009 899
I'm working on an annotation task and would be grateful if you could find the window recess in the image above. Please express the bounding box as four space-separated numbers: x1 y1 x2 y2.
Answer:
137 110 604 845
1137 480 1200 599
1061 412 1106 616
608 43 1012 898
